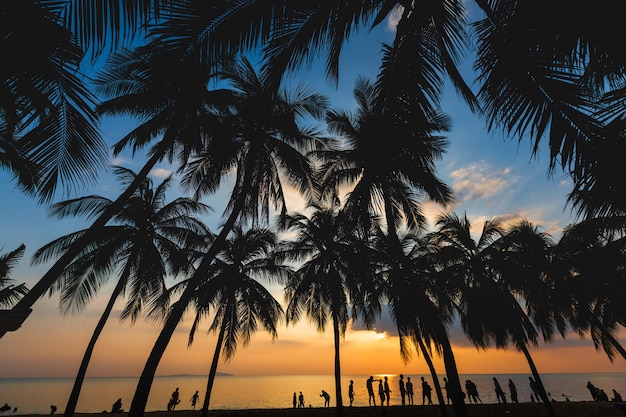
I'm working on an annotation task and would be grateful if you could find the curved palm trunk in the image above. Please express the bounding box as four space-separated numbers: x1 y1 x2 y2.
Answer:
439 335 467 417
64 278 126 417
519 343 555 417
128 194 247 417
0 150 164 339
331 312 344 417
414 334 448 417
200 321 226 417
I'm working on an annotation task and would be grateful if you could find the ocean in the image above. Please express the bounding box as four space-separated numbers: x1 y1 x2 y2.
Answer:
1 373 624 415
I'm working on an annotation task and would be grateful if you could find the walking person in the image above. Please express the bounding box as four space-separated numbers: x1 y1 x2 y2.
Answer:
348 380 355 406
298 391 305 408
508 379 518 403
493 377 507 403
366 376 376 406
406 377 414 405
399 374 406 406
191 391 200 410
168 388 180 411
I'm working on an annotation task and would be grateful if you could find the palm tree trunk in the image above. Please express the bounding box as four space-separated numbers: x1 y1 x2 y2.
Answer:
439 335 468 417
128 194 247 417
63 278 126 417
331 312 344 417
414 334 448 417
200 322 226 417
519 343 555 417
0 150 164 339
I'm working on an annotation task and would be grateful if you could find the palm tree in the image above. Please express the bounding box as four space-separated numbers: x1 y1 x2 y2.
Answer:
126 57 328 417
0 2 107 202
277 203 376 417
432 212 556 417
31 166 211 417
178 226 285 417
0 245 29 308
549 217 626 361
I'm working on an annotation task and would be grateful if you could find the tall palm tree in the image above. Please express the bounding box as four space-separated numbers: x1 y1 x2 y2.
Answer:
177 226 285 417
432 212 556 417
277 204 376 417
127 57 328 417
31 166 211 417
316 76 468 415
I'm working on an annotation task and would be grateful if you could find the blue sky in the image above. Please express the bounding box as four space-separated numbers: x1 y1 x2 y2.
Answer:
1 6 612 379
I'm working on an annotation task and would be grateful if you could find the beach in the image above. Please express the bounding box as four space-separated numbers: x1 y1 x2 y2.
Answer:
16 402 626 417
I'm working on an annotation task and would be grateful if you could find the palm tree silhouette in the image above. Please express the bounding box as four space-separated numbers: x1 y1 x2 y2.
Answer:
127 57 328 416
278 204 376 417
432 212 556 417
31 166 211 417
180 226 285 417
0 245 29 308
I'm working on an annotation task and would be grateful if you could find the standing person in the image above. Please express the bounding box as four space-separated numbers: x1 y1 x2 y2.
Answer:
168 388 180 411
529 377 540 401
493 377 507 403
320 390 331 407
421 377 433 405
292 392 297 408
348 380 355 406
399 374 406 406
378 379 385 405
443 377 451 404
298 392 305 408
383 376 392 406
366 376 376 406
406 377 414 405
508 379 518 403
191 391 199 410
587 381 598 401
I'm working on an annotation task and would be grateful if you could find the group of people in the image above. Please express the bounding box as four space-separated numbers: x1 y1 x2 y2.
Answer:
366 375 416 406
292 391 306 408
586 381 622 402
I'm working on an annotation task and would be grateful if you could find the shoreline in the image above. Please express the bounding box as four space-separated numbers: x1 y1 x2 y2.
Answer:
17 402 626 417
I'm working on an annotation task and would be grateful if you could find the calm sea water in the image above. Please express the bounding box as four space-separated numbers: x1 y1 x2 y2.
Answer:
1 373 624 415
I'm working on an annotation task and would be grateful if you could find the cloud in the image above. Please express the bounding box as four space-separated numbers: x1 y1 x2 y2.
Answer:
151 167 173 179
449 161 518 205
350 305 398 336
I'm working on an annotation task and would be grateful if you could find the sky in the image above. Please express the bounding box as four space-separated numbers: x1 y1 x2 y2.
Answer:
1 5 624 379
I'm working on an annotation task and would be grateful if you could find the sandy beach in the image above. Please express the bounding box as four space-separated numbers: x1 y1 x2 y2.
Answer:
18 402 626 417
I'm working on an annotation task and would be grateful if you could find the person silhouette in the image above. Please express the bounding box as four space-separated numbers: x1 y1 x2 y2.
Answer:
399 374 406 406
298 391 305 408
383 376 392 406
366 376 376 406
508 379 518 403
191 391 200 410
493 377 507 403
293 392 297 408
529 377 540 400
421 377 432 405
406 377 414 405
111 398 123 413
378 379 385 405
443 377 451 404
348 380 355 406
320 390 331 407
612 389 623 402
50 405 57 415
168 387 180 411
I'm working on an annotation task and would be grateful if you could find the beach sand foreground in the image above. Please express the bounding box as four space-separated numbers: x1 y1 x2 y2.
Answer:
23 402 626 417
